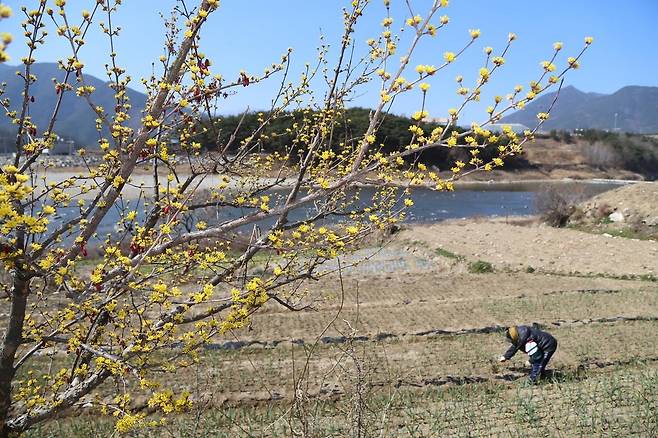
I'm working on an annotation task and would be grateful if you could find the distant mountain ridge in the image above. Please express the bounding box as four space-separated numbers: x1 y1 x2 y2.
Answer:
500 85 658 134
0 63 147 146
2 64 657 145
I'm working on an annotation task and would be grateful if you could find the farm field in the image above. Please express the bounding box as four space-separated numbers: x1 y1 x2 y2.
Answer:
25 218 658 437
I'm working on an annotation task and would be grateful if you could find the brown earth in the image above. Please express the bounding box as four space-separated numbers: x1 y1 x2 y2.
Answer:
183 219 658 400
578 181 658 223
24 218 658 436
138 219 657 436
398 218 658 277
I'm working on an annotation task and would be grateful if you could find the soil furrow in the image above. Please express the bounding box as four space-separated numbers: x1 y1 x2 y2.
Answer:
203 314 658 351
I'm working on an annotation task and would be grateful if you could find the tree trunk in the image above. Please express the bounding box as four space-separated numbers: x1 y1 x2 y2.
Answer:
0 276 29 437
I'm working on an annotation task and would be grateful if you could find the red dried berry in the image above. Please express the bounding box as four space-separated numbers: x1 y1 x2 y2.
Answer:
240 73 250 87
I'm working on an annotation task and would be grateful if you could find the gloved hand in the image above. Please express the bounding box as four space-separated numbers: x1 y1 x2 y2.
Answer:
498 355 507 362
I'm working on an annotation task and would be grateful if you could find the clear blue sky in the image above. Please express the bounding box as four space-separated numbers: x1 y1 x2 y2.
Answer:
3 0 657 123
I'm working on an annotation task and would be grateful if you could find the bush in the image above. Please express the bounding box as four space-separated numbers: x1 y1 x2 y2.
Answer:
595 203 614 220
535 184 590 227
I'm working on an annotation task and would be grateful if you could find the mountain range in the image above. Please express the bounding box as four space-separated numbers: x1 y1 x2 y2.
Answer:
1 63 658 147
500 85 658 134
0 63 147 146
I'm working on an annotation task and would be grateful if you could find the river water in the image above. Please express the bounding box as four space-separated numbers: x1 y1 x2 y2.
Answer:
48 180 626 243
402 180 624 222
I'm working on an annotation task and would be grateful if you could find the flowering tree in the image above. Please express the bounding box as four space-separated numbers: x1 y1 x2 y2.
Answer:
0 0 591 434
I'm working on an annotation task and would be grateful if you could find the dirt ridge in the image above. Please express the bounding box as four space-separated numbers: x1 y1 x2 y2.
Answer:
203 314 658 352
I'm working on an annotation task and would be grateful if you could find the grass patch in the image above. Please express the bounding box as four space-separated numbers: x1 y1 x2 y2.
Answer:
468 260 494 273
568 223 657 242
602 227 655 240
540 269 658 283
435 247 464 261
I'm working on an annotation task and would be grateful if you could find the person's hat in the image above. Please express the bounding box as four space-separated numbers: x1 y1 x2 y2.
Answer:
506 326 519 343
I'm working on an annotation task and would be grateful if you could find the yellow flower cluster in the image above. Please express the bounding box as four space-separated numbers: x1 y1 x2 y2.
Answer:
115 413 147 433
0 4 11 62
147 390 192 414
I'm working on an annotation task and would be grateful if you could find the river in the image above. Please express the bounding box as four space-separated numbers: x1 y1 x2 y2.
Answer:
45 180 627 245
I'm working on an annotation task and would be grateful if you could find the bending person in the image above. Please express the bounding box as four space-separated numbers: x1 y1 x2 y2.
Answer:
498 325 558 382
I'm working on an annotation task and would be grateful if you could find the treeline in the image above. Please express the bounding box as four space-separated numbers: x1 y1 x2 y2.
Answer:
545 129 658 178
194 107 530 169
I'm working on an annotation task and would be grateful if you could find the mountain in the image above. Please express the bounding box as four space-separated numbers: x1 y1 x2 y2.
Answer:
500 85 658 134
0 63 147 146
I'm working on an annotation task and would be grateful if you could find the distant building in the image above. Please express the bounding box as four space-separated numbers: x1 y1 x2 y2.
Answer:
0 133 13 154
0 134 76 155
44 135 76 155
422 116 449 125
486 123 530 134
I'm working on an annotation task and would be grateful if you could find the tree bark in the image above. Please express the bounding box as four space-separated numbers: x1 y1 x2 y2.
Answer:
0 275 29 437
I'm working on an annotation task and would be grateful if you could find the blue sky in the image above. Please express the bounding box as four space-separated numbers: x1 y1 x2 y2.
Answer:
3 0 657 123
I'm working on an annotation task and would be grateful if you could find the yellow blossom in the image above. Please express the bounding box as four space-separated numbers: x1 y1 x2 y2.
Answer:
42 205 55 215
411 111 428 121
112 175 124 189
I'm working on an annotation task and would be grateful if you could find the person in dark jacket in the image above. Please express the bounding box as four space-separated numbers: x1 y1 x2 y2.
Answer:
498 325 558 382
